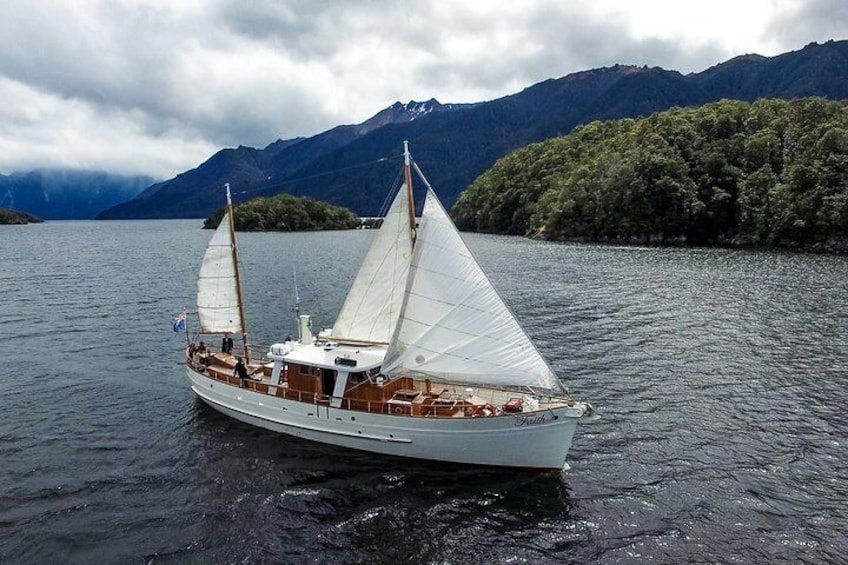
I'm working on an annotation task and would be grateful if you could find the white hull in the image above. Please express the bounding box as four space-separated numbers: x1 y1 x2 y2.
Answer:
186 366 583 470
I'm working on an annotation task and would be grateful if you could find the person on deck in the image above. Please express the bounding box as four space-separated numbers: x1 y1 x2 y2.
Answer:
234 357 249 387
195 341 210 366
222 334 234 354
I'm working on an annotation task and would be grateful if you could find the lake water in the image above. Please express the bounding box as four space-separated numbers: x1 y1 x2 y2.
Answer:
1 220 847 563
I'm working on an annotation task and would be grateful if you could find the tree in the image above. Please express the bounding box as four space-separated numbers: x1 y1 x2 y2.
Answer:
203 194 360 231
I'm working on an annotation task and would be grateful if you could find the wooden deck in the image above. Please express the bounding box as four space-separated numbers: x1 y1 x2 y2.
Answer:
187 350 570 419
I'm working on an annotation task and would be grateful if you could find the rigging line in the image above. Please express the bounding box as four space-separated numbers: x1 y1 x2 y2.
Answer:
410 158 434 192
375 168 405 218
229 154 404 199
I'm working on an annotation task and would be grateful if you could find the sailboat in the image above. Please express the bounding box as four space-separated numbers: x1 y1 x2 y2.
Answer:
184 143 593 470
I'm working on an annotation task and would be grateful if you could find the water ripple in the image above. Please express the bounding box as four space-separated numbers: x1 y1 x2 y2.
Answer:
2 224 847 563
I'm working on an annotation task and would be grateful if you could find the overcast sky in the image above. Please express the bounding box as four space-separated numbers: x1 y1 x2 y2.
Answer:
0 0 844 179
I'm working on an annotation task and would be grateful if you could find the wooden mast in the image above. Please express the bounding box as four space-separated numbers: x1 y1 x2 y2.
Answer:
226 183 250 362
403 141 417 245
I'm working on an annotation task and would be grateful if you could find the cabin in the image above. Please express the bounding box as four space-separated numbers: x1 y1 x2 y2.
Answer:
189 338 509 419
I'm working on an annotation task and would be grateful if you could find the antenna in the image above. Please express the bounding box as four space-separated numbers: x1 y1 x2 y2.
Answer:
293 265 300 319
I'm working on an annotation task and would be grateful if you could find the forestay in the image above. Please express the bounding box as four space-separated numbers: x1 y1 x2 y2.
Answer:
332 185 414 344
383 189 563 391
197 212 243 334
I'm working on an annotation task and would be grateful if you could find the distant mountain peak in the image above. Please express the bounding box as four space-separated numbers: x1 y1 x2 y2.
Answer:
697 53 767 75
353 98 453 135
400 98 442 113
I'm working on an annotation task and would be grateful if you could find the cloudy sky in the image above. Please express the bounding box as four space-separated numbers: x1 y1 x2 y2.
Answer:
0 0 844 180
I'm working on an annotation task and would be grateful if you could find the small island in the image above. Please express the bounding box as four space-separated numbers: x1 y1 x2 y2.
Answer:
204 193 361 231
0 208 44 225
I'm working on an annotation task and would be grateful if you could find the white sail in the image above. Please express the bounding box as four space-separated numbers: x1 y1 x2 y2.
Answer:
383 189 563 391
197 211 243 334
332 185 414 344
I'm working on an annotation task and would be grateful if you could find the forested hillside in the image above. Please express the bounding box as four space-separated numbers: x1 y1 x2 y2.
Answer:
453 98 848 249
0 208 43 224
203 193 360 231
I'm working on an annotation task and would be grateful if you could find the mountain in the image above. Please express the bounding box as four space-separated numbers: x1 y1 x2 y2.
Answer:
350 98 474 135
98 100 455 219
0 170 156 220
98 39 848 220
693 39 848 100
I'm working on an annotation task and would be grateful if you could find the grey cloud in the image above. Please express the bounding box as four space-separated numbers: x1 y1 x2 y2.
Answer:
215 0 329 56
214 0 411 60
0 1 745 147
0 0 838 178
413 7 730 100
0 4 191 132
0 2 330 149
766 0 848 47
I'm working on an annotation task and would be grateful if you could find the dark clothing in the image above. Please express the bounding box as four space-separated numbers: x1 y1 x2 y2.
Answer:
222 336 234 354
234 360 249 383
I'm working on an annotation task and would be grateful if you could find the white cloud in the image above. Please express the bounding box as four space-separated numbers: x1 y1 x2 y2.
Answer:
0 76 216 177
0 0 836 179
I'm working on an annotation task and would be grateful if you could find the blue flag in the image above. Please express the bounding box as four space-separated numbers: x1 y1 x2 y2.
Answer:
172 313 186 333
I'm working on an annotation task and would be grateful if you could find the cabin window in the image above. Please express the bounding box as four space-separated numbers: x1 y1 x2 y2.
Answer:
350 371 367 384
297 364 321 377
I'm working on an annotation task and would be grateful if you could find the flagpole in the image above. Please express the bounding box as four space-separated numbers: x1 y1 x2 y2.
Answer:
183 308 190 348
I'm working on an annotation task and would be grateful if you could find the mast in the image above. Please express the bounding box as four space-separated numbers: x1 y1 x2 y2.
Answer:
226 183 250 362
403 140 417 245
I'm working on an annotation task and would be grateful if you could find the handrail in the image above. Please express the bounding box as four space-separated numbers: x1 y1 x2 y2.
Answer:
189 359 571 418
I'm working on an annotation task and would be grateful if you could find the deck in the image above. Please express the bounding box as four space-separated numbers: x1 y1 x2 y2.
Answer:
187 349 573 419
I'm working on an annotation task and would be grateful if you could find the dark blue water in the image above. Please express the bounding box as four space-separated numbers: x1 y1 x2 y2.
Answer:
2 220 847 563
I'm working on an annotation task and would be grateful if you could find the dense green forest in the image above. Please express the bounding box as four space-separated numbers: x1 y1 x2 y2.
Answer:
453 98 848 249
0 208 43 224
204 194 360 231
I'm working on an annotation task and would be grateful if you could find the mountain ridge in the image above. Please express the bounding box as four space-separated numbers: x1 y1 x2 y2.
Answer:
85 39 848 219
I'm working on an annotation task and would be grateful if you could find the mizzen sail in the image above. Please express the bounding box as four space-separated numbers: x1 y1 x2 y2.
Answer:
332 184 414 344
383 189 563 391
197 211 243 334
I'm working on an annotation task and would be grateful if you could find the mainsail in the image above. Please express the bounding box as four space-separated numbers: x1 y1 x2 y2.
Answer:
331 185 414 344
197 211 243 334
383 188 563 391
